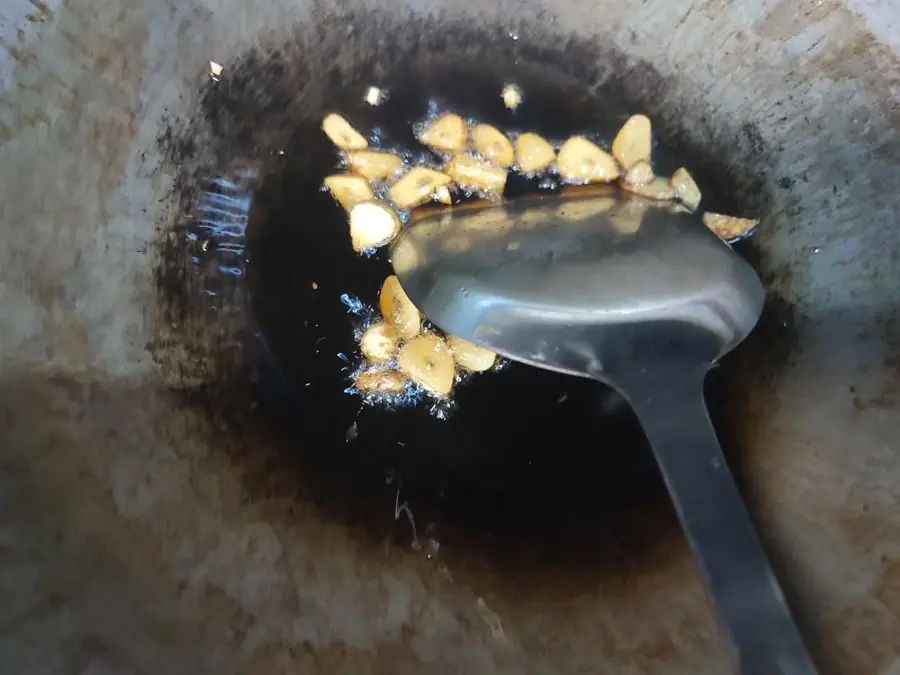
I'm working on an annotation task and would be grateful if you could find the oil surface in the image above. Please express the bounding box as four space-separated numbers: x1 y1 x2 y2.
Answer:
155 14 793 588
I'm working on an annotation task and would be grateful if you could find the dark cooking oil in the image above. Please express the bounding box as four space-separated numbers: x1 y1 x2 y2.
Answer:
162 21 789 584
245 60 666 489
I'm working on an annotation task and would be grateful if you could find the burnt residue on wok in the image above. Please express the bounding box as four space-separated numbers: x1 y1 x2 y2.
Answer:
152 11 798 592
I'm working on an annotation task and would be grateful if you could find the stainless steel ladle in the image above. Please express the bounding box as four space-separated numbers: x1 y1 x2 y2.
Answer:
389 191 818 675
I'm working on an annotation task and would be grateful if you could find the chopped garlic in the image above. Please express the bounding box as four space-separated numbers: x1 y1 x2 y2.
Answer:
419 113 467 152
324 174 376 211
624 161 654 187
379 275 421 339
388 167 453 209
501 83 522 110
359 322 399 363
346 150 404 182
471 124 515 167
446 154 508 194
397 334 456 397
356 369 407 394
612 114 652 170
448 336 496 372
671 167 702 211
515 133 555 173
556 136 620 183
348 201 400 252
322 113 368 150
364 86 383 106
702 213 759 242
434 185 453 205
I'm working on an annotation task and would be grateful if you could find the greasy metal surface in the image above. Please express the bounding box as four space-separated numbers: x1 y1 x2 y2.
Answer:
1 2 899 675
391 194 766 367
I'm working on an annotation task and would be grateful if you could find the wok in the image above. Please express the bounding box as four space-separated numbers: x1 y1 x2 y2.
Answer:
1 2 898 675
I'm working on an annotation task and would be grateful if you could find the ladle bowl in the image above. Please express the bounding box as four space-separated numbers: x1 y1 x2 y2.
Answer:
391 192 816 675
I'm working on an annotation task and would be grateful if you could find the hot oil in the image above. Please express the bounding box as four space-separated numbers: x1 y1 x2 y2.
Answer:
246 61 708 565
158 18 790 593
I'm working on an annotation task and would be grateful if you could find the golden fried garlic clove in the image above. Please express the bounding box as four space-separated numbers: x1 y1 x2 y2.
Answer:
623 161 654 187
419 113 467 152
621 177 676 201
702 212 759 241
348 202 401 252
501 83 523 110
471 124 516 167
359 322 400 363
388 167 453 209
363 86 383 107
446 154 508 194
515 132 556 173
556 136 620 183
434 184 453 205
346 150 404 182
671 167 702 211
612 114 652 170
448 336 496 372
324 174 376 211
355 369 408 394
397 334 456 397
379 275 421 339
322 113 368 150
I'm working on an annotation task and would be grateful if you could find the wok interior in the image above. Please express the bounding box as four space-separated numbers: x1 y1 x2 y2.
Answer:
240 43 779 562
1 4 898 675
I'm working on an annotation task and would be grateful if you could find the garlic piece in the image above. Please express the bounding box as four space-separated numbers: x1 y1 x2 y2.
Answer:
359 322 399 363
379 275 421 339
612 114 652 170
501 83 522 110
448 336 496 372
434 184 453 205
322 113 368 150
471 124 515 167
622 177 676 201
515 133 555 173
446 154 508 194
388 167 453 209
324 174 376 211
702 212 759 242
556 136 620 183
355 369 408 394
348 201 401 252
671 167 702 211
419 113 467 152
347 150 404 182
364 86 383 106
397 334 456 397
624 161 654 187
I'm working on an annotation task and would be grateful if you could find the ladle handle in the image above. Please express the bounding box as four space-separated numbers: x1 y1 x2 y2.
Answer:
631 381 817 675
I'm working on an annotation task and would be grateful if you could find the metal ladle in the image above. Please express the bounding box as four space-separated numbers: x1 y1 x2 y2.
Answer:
389 191 818 675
